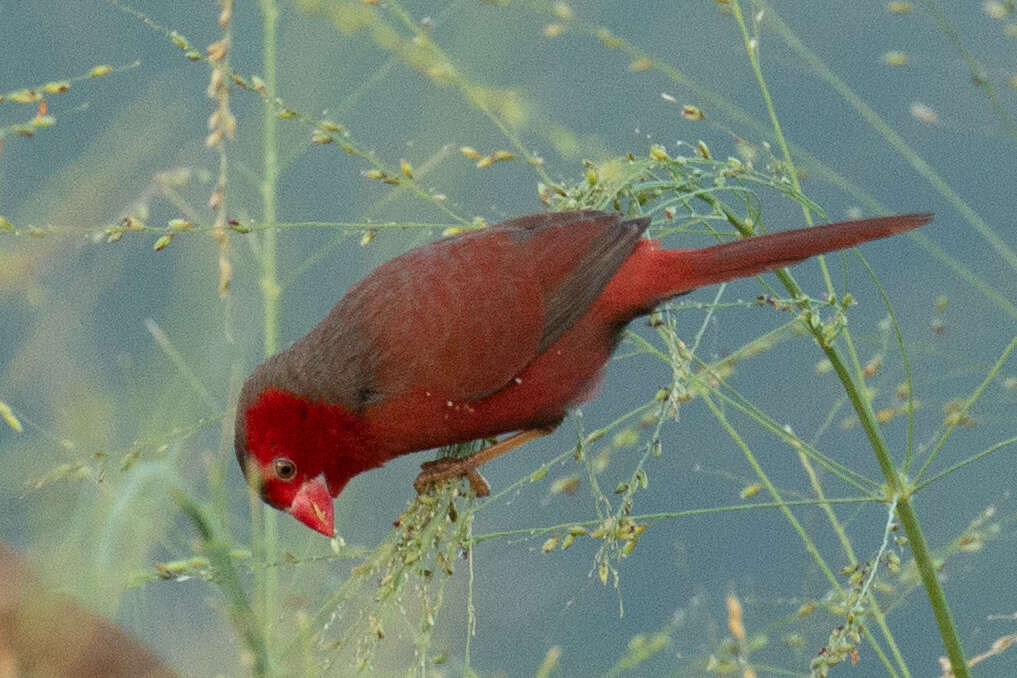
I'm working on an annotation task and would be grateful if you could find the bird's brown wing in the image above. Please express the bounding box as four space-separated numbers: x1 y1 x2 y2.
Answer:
301 211 649 408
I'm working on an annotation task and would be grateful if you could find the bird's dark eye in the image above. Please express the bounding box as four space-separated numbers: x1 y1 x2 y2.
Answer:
273 458 297 481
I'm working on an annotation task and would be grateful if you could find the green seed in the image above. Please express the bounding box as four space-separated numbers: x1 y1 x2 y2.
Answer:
88 64 113 78
0 402 23 432
153 234 174 251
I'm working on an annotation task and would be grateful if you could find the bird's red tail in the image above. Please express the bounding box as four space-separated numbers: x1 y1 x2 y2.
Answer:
667 213 932 292
603 213 932 317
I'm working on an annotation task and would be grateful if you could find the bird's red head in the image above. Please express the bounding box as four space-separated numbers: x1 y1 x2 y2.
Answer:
237 387 370 537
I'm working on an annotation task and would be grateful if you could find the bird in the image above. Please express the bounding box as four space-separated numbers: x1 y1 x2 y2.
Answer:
234 209 932 536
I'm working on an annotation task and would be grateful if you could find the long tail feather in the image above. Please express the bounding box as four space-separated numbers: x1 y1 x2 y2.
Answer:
668 213 932 292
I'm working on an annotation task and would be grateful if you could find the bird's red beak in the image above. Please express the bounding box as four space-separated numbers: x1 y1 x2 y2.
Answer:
287 474 334 537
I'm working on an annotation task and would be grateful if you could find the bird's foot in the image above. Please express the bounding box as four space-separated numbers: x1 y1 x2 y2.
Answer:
413 426 556 497
414 457 491 496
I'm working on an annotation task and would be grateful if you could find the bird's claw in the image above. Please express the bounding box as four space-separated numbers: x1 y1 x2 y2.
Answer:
412 428 557 497
414 457 491 497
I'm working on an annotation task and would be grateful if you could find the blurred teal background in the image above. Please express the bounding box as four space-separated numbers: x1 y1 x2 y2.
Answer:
2 1 1016 676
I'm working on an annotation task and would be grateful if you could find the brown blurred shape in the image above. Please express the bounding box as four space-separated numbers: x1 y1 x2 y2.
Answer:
0 543 177 678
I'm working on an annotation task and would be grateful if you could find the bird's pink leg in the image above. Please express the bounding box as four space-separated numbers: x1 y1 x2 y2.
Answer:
413 427 556 496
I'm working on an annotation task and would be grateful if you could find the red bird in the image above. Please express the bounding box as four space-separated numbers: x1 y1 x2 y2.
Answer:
235 210 931 536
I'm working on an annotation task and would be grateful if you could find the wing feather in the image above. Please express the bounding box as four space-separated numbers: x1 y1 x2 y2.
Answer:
288 210 649 408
